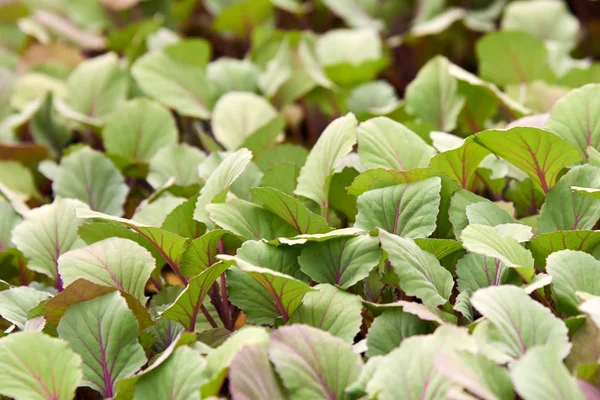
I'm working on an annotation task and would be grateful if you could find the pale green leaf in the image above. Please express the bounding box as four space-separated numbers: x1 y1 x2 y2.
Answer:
366 308 433 357
207 58 259 97
132 196 186 227
0 199 21 250
0 286 51 329
147 144 206 189
457 253 519 292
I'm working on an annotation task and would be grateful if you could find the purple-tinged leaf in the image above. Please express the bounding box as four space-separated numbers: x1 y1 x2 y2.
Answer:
180 229 229 277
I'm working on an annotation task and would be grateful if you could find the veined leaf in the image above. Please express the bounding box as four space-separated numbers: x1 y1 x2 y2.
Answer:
288 284 363 342
298 234 381 289
0 286 51 329
465 202 518 227
474 127 582 194
57 292 146 398
58 237 156 302
147 144 206 189
251 186 331 234
161 261 230 331
357 116 436 170
295 113 357 211
547 250 600 316
471 285 571 360
53 147 128 216
194 148 253 225
179 229 228 277
236 240 305 280
355 177 442 238
269 324 363 400
0 332 83 400
379 230 454 307
160 195 204 239
405 56 466 131
528 230 600 266
366 308 433 357
12 197 88 280
457 253 519 293
429 136 490 189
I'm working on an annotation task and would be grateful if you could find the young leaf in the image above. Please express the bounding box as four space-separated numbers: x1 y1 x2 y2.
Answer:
456 253 519 293
0 286 51 329
471 285 571 360
379 230 454 307
405 56 466 131
229 341 288 400
53 147 129 216
429 137 490 189
539 165 600 233
474 127 582 194
147 144 206 189
194 148 253 224
12 198 88 280
58 237 156 302
510 346 585 400
160 195 204 239
251 186 331 234
57 292 146 398
103 98 178 164
298 234 381 289
0 332 83 400
546 250 600 316
236 240 305 279
295 113 357 211
466 202 518 227
357 116 436 170
355 177 442 238
289 284 363 342
179 229 228 277
131 50 214 119
269 324 363 400
528 230 600 267
160 261 230 331
366 308 433 357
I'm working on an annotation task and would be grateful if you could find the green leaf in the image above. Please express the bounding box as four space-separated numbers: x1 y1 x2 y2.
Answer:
225 255 314 323
194 148 253 225
295 113 357 211
132 196 186 227
457 253 519 292
58 238 156 302
547 250 600 316
539 165 600 233
251 186 331 234
289 284 363 342
466 202 518 227
241 115 286 156
476 31 554 86
367 326 476 400
0 332 83 400
147 144 206 189
12 197 88 280
366 308 433 357
207 199 297 240
434 350 514 400
269 324 363 400
53 147 128 216
357 116 436 170
461 224 534 279
207 58 259 97
76 208 190 279
430 137 490 189
298 234 381 288
474 127 582 194
235 240 305 280
131 50 214 119
212 92 280 150
0 199 21 250
180 229 228 277
212 0 274 38
347 80 399 117
414 238 464 260
66 52 128 121
160 195 204 239
160 261 230 331
0 286 51 329
163 38 211 67
379 229 454 307
103 98 178 164
510 346 585 400
355 177 442 238
30 93 72 156
449 190 492 238
0 161 41 201
229 340 288 400
134 346 206 400
471 285 571 360
405 56 465 131
528 230 600 266
57 292 146 398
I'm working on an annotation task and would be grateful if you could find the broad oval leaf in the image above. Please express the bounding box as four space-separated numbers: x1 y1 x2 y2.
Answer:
269 324 363 400
53 147 128 216
57 291 146 398
147 144 206 189
103 98 178 164
471 285 571 360
295 113 357 210
0 286 52 329
58 237 156 303
12 197 88 280
0 331 83 400
366 308 433 357
456 253 519 293
474 127 582 194
355 177 442 238
379 230 454 307
180 229 229 277
357 116 436 170
298 234 381 289
429 136 490 189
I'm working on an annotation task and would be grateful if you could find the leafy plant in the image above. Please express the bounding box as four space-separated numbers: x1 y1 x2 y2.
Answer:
2 0 600 399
